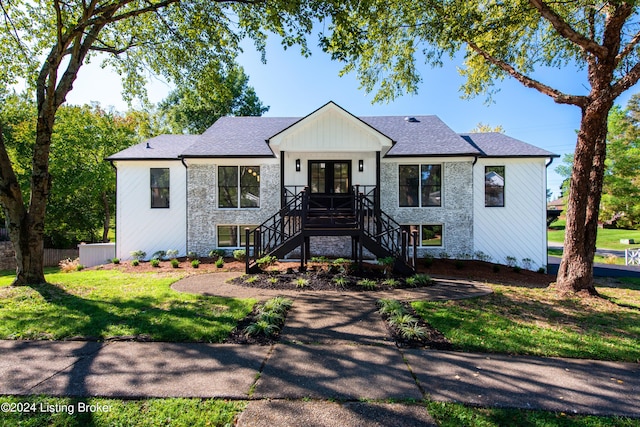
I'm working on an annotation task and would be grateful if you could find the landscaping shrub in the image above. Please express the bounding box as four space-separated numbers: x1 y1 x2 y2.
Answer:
150 259 160 268
170 259 180 268
166 249 179 259
209 249 226 259
233 249 246 261
131 259 140 267
215 257 224 268
191 259 200 268
152 250 166 260
112 258 120 265
256 255 277 270
130 250 146 261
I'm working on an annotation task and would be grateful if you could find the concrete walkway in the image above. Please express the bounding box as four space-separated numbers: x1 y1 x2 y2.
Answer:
2 274 639 425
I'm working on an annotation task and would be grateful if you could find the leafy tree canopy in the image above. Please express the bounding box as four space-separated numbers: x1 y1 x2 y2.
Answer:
158 63 269 134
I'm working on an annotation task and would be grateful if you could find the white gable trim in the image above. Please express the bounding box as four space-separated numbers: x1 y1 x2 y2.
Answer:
269 101 393 152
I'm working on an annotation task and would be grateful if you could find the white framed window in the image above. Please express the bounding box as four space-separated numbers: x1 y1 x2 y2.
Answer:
401 224 443 247
398 164 442 207
217 225 257 248
218 166 260 209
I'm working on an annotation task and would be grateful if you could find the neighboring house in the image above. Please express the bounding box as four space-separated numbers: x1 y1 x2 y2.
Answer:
107 102 557 271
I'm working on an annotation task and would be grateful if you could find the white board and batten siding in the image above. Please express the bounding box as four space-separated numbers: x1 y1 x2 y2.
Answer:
270 104 392 189
473 158 548 271
114 160 187 260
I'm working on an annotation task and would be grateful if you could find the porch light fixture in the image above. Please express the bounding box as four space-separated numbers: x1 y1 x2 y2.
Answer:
295 159 301 172
358 160 364 172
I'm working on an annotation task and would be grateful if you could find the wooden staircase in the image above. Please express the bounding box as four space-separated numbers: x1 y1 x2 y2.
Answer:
245 187 417 275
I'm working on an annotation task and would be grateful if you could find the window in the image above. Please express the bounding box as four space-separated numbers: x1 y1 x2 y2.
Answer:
217 225 257 247
218 166 260 208
150 168 170 208
399 164 441 207
401 224 443 247
485 166 505 207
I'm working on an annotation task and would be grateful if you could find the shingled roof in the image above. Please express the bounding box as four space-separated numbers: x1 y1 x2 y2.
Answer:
108 104 557 160
460 133 558 158
106 135 199 161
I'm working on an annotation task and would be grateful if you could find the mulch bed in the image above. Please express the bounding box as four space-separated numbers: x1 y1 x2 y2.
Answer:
379 302 454 349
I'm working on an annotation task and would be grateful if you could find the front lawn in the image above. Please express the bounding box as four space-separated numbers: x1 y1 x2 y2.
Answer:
0 269 255 342
412 283 640 362
548 220 640 250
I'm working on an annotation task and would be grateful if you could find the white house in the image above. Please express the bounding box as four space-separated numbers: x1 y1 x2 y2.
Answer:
107 102 557 272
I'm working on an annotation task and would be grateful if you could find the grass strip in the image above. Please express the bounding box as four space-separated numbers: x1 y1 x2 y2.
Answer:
0 396 246 427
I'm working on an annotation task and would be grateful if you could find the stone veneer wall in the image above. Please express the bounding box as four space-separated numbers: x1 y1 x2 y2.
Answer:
379 161 474 259
187 163 281 256
0 242 15 270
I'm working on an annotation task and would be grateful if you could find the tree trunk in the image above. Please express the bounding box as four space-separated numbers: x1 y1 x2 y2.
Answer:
10 213 46 285
556 98 612 295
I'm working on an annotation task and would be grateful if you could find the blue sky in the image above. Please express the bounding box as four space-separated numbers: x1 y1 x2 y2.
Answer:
65 36 640 199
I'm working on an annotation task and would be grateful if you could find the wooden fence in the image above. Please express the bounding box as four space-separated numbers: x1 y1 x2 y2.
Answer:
44 248 79 267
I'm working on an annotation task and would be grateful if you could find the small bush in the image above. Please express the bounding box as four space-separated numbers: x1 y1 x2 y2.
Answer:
111 258 120 265
267 277 279 284
209 249 226 259
454 260 464 270
150 259 160 268
310 256 329 263
187 251 199 260
152 250 166 260
244 275 259 284
537 267 546 274
388 313 418 328
333 276 349 287
604 255 618 265
357 279 377 290
233 249 246 261
293 278 309 288
166 249 179 259
492 264 500 273
474 251 492 262
76 264 85 271
59 258 81 273
170 258 180 268
513 266 522 273
191 259 200 268
260 297 293 315
377 256 395 267
215 257 224 268
244 320 279 337
382 278 400 287
404 276 417 287
412 274 433 286
438 251 449 259
397 323 428 340
130 250 146 261
377 299 407 316
521 257 533 270
256 255 277 270
505 256 518 268
131 259 140 267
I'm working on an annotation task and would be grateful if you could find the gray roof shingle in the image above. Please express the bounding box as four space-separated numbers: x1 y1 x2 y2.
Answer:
362 116 482 156
106 135 199 160
181 116 297 157
107 109 557 160
460 133 559 158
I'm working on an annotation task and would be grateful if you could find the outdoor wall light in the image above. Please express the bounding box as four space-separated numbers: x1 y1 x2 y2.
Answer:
358 159 364 172
295 159 301 172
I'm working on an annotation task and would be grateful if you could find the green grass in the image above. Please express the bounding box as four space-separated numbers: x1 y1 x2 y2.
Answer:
548 220 640 250
412 284 640 362
547 248 628 265
426 401 640 427
0 269 255 342
0 396 246 426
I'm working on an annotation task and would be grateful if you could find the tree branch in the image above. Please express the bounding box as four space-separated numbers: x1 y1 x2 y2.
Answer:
611 61 640 98
468 41 588 107
528 0 607 58
615 30 640 66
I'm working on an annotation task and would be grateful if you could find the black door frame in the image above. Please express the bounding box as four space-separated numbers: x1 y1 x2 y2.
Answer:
308 160 352 195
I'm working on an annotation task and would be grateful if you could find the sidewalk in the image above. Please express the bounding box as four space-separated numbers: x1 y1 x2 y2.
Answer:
1 278 639 424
